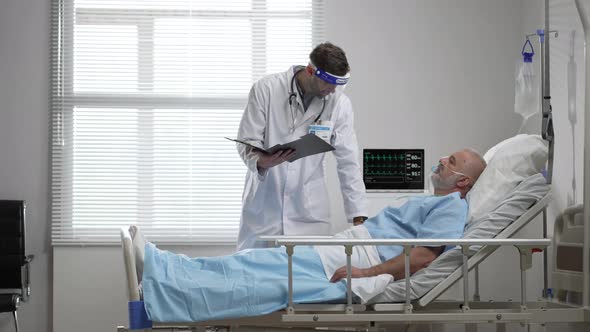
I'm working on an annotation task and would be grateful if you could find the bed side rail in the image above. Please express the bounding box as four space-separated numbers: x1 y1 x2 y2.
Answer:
273 237 550 317
416 192 552 307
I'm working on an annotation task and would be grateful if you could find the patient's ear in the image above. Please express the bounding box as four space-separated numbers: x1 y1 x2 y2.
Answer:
456 176 470 189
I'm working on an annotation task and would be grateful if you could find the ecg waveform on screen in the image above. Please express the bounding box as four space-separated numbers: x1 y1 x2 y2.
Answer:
364 153 406 161
363 149 424 190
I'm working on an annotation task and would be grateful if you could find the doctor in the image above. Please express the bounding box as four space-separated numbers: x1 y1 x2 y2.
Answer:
235 42 368 250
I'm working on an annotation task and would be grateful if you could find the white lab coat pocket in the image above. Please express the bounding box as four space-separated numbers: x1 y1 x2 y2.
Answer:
302 179 330 222
243 177 266 215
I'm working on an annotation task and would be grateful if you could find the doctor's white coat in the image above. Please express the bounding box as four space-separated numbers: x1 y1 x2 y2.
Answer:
236 66 367 250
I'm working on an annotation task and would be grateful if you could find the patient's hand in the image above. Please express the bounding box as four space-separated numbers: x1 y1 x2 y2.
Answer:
330 266 369 283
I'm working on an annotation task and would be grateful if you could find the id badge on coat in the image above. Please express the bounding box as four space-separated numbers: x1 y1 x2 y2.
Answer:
308 121 333 143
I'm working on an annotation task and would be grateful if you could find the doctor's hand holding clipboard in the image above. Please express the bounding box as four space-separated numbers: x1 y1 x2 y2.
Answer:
226 137 296 169
254 149 295 170
225 133 335 168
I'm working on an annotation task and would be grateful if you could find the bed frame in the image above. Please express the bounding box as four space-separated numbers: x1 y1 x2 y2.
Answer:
116 192 588 332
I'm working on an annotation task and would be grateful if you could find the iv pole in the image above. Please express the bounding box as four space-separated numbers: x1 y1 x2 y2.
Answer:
525 0 557 299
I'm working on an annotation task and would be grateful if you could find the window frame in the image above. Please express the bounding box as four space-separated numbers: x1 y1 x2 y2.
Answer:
50 0 324 245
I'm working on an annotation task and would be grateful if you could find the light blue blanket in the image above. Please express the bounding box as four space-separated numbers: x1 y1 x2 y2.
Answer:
142 244 347 322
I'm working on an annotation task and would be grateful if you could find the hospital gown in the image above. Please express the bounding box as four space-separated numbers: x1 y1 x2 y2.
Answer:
364 191 467 262
142 192 467 322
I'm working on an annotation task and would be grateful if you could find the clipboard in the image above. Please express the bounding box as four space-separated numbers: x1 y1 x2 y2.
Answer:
225 134 335 162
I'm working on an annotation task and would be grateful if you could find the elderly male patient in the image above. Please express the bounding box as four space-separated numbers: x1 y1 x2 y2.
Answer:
130 149 486 322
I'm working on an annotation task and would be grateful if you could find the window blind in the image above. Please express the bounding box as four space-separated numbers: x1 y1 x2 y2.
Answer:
50 0 325 245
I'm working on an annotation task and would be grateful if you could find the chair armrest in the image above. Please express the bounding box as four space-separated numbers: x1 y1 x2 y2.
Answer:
21 255 33 301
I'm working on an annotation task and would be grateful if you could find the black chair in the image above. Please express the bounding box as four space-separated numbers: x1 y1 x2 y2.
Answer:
0 201 33 332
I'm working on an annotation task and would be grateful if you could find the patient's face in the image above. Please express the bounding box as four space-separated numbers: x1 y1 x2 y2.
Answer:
430 172 461 190
431 151 471 189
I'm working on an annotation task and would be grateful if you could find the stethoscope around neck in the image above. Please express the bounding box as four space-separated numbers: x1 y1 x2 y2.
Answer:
288 68 326 128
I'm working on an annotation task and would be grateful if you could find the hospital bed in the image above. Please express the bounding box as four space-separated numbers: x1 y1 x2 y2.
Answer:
116 172 586 331
114 209 572 332
116 0 590 329
116 138 590 330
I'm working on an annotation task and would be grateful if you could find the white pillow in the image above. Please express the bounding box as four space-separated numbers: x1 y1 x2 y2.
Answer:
466 134 548 223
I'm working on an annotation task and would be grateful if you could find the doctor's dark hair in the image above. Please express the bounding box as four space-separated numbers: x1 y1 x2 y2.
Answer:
309 42 350 76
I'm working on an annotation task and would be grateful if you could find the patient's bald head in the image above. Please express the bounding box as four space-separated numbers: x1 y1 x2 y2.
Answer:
431 148 486 198
459 148 487 184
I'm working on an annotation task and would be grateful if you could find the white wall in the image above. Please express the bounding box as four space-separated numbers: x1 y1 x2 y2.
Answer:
544 1 587 230
0 0 586 331
0 1 51 332
325 0 526 232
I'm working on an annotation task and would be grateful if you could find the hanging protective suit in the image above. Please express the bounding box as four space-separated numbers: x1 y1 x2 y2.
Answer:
236 66 368 250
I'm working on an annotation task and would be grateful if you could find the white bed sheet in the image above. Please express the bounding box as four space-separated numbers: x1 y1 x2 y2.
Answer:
314 225 393 303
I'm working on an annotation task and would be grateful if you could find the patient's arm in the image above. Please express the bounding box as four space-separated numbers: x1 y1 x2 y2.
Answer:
330 246 444 282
